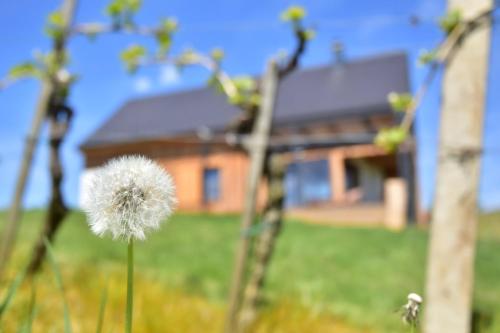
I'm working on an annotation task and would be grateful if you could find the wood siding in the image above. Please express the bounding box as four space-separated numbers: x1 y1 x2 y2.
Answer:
82 140 398 214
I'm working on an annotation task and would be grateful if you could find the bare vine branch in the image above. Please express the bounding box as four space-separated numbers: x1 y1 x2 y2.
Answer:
132 51 238 101
70 22 160 37
277 29 308 79
400 6 497 133
375 5 498 152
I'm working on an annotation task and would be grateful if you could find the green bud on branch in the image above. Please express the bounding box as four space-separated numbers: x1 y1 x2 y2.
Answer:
249 93 261 107
160 17 178 33
417 49 438 66
207 75 225 94
38 51 70 78
45 11 65 40
105 0 143 27
375 127 408 153
106 0 142 16
232 76 256 92
301 29 316 41
210 48 225 63
226 76 260 108
439 9 462 35
9 63 40 79
176 49 198 66
280 5 306 22
155 18 178 56
120 45 146 73
228 93 246 106
387 92 414 112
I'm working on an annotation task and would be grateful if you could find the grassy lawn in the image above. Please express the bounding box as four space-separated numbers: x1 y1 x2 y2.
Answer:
1 210 500 332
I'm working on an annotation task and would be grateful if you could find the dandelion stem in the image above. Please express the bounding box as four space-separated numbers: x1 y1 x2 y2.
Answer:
126 239 134 333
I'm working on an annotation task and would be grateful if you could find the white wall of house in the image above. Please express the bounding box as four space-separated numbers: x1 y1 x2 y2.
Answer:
79 167 101 208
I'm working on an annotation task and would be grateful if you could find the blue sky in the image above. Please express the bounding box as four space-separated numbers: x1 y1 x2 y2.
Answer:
0 0 499 211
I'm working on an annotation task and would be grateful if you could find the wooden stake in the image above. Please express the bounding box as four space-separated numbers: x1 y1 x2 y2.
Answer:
424 1 492 332
237 154 286 332
0 0 78 280
224 60 279 333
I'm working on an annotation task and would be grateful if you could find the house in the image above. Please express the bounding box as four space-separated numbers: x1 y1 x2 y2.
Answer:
80 51 417 227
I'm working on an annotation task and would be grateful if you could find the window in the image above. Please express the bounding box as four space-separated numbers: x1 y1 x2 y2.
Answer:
285 159 331 207
345 161 360 190
203 168 220 203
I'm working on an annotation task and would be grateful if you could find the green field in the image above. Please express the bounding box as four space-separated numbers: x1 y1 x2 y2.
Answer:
2 210 500 332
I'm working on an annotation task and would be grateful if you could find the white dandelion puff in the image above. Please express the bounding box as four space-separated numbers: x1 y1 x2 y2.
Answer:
401 292 423 327
83 155 177 241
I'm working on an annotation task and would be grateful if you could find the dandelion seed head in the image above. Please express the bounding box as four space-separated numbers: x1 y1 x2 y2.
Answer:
401 292 423 327
408 293 422 304
83 155 177 241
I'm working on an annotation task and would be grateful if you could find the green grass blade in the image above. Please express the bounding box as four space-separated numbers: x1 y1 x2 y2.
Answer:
17 280 37 333
95 279 109 333
43 237 72 333
0 266 27 321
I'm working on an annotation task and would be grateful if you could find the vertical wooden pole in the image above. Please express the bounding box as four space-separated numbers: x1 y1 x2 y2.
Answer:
424 1 492 332
237 154 286 332
0 84 52 278
224 60 279 333
0 0 77 279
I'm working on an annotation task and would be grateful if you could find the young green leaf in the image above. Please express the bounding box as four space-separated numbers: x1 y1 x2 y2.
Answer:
155 18 177 56
387 92 414 112
418 49 437 66
210 48 225 63
106 0 142 25
160 17 178 33
375 127 408 152
106 0 124 18
207 75 224 94
249 93 262 107
232 76 256 92
227 76 259 107
120 45 146 73
302 29 316 41
38 51 69 78
175 49 200 68
126 0 142 13
228 92 246 106
155 32 172 55
280 5 306 22
9 63 40 79
439 9 462 35
45 11 65 40
48 11 64 26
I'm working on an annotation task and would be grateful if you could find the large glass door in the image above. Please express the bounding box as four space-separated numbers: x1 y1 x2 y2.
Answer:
285 159 331 207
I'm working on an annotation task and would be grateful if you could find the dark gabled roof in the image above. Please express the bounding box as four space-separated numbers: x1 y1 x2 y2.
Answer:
81 51 409 148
